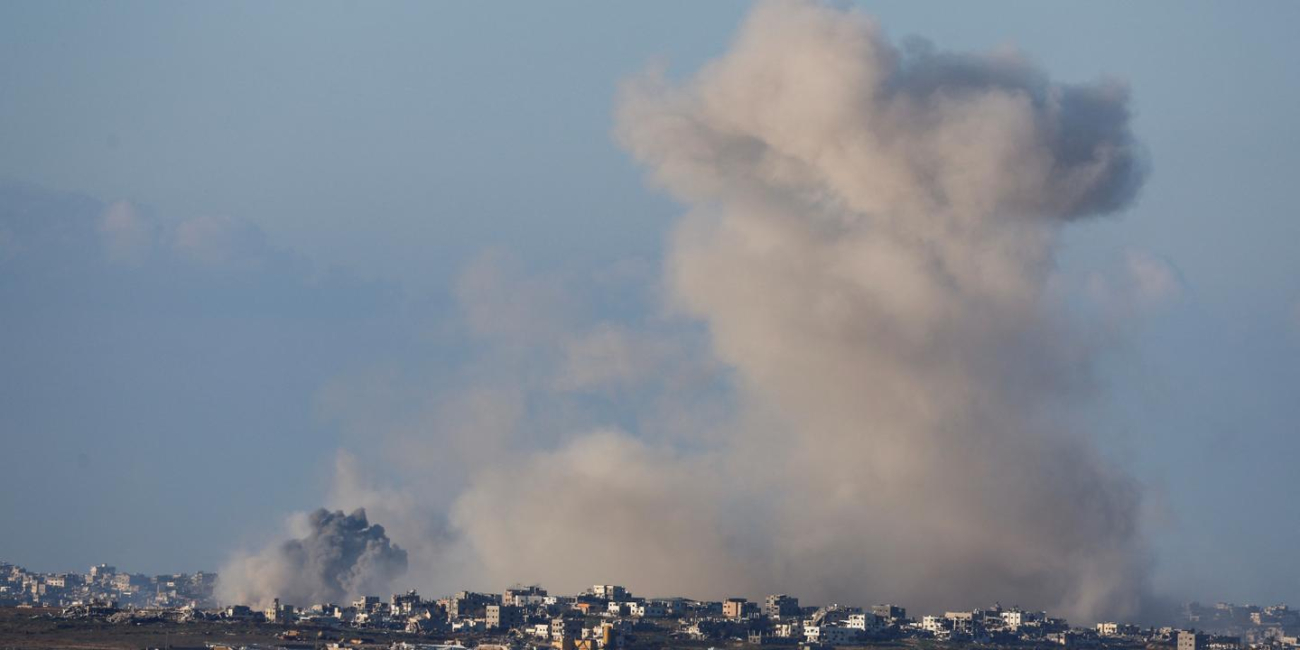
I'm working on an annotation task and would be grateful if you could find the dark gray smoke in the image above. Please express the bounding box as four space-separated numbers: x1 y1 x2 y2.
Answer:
218 508 407 607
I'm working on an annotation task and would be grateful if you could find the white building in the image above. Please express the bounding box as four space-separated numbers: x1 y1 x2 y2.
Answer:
923 616 950 635
630 602 665 618
848 612 883 632
1005 609 1043 631
1003 611 1025 630
806 625 863 645
592 585 628 601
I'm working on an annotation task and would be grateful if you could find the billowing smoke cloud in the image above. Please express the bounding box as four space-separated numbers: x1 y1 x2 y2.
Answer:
619 1 1150 620
321 0 1156 623
218 508 408 607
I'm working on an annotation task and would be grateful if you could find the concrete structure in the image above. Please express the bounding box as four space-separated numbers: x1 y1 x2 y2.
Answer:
629 602 665 618
848 612 883 632
265 597 296 622
591 585 628 601
765 594 800 618
551 615 584 641
392 590 422 615
1096 622 1138 637
486 604 523 629
873 604 906 621
946 611 976 636
923 615 951 635
775 621 803 638
1180 631 1209 650
505 585 548 607
723 597 756 619
447 591 497 619
806 625 862 645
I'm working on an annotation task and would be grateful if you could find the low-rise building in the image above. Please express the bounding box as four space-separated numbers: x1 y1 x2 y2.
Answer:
591 585 628 601
724 597 757 619
629 602 665 617
847 612 883 633
552 614 584 641
806 624 862 645
873 604 906 622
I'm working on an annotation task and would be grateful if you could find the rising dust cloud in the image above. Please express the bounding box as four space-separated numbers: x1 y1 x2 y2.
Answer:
221 1 1153 622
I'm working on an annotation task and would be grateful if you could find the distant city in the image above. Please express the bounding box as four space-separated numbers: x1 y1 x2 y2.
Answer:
3 560 1299 650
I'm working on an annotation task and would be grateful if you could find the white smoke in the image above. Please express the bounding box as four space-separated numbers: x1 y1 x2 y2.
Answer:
269 0 1156 623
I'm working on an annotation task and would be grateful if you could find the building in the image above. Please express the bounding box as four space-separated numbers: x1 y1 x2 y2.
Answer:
88 565 116 582
354 596 381 611
847 612 883 633
1180 631 1209 650
774 620 803 638
392 590 422 615
1097 622 1138 637
447 591 498 619
505 585 548 607
551 615 584 641
629 602 665 618
873 604 906 622
591 585 628 602
806 625 862 645
224 605 256 620
265 598 296 623
486 604 524 630
1208 636 1242 650
724 597 754 619
765 594 801 618
599 623 624 649
923 615 951 635
945 611 976 636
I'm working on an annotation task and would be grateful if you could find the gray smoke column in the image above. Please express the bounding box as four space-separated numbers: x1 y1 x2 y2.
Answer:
448 0 1152 623
218 508 408 607
619 0 1149 619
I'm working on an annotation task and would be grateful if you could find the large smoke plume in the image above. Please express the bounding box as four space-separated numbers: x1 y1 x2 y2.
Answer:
267 0 1155 623
608 0 1151 619
218 508 408 607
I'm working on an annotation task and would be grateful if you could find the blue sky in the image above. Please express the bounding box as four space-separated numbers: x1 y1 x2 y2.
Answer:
1 1 1298 607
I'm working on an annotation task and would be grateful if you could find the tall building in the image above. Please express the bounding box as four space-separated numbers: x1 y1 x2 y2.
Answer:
486 604 524 630
765 594 801 618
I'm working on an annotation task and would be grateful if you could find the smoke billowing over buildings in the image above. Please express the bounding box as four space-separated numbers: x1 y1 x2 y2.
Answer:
218 509 407 608
229 1 1154 623
608 0 1152 620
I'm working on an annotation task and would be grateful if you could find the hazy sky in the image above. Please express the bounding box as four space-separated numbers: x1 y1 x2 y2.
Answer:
1 1 1298 610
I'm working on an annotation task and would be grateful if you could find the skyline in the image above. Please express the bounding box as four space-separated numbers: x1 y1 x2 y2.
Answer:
8 557 1290 650
2 0 1299 623
5 552 1296 628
